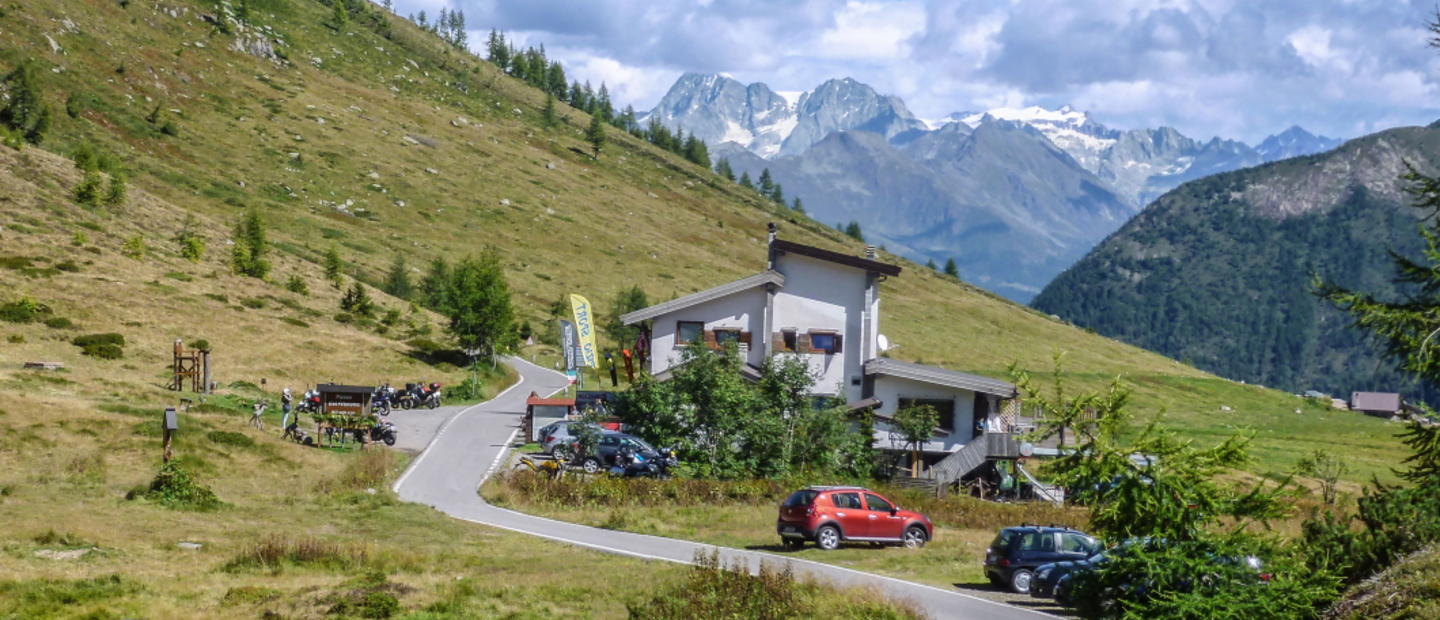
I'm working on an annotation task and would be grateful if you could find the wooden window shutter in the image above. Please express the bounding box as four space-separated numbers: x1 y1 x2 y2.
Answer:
798 333 812 354
740 332 752 346
773 332 786 352
704 330 718 349
833 334 843 354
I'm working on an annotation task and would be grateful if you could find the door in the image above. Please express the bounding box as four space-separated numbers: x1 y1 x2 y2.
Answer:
829 492 867 539
597 435 620 464
864 493 905 540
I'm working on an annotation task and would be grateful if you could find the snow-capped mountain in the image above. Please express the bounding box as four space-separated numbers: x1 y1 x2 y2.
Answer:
644 74 928 159
1256 126 1345 162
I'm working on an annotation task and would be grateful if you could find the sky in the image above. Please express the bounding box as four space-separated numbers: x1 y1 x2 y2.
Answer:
390 0 1440 144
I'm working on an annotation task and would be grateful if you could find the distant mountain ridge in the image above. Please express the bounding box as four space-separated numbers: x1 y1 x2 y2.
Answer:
645 72 1347 302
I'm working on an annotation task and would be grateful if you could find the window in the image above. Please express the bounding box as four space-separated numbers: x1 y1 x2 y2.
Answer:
677 321 704 346
600 436 619 447
782 329 798 352
809 331 841 354
864 493 893 513
1061 534 1096 554
783 490 819 507
714 329 741 347
830 492 862 509
899 398 956 432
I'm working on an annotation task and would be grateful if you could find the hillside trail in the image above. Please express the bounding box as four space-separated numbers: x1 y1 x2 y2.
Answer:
392 357 1054 620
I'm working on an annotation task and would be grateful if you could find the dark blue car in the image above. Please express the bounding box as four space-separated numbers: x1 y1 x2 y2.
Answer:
1031 551 1109 604
984 525 1101 594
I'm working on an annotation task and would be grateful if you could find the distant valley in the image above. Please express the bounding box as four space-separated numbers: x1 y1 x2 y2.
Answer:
644 73 1345 301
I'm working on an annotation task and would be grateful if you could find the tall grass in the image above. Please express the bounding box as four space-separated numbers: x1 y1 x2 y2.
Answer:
224 536 371 572
490 471 1087 530
628 549 924 620
316 449 394 494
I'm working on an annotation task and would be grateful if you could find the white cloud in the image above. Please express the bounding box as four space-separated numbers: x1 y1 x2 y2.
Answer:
816 1 928 60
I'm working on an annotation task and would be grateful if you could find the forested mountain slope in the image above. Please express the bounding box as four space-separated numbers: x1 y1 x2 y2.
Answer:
1034 124 1440 402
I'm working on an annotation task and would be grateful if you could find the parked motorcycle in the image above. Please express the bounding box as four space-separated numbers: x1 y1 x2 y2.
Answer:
397 382 422 410
369 416 397 446
417 382 442 409
607 446 674 479
371 383 396 415
296 389 322 415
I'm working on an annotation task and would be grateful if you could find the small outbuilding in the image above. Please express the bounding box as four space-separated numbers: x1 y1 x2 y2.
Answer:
524 392 576 442
1351 392 1402 419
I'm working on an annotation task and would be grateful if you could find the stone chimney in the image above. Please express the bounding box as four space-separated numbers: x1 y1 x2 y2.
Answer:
865 245 877 261
767 222 778 270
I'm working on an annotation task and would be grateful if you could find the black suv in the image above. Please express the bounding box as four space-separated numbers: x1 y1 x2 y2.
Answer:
984 525 1101 594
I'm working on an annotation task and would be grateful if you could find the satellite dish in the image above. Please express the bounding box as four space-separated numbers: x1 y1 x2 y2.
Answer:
877 334 890 352
1019 442 1035 457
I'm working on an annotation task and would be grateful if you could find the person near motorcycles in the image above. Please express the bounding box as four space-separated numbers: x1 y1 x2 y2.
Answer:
281 388 295 440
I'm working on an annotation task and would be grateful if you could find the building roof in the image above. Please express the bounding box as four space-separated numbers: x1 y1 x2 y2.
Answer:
620 270 785 325
772 239 903 277
652 360 764 383
1351 391 1401 413
864 358 1017 398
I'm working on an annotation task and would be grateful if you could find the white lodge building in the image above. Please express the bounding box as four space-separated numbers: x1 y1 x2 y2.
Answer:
620 224 1019 472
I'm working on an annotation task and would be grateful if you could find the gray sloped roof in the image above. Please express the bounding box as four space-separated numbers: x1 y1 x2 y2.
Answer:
620 270 784 325
864 358 1017 398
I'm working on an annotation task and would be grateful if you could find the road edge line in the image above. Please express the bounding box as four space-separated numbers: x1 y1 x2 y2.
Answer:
392 369 529 493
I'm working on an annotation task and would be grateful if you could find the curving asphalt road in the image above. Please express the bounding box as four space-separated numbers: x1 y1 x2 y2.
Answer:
393 358 1053 620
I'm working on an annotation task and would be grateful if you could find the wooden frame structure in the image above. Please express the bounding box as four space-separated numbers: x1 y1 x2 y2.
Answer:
169 340 211 393
316 383 375 449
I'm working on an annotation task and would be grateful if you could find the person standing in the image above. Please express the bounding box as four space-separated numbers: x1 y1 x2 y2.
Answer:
281 388 294 439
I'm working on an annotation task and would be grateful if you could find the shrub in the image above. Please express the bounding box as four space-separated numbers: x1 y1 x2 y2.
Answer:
122 235 146 259
221 586 281 606
0 296 51 323
72 332 125 359
160 120 179 136
43 317 72 329
285 273 309 296
192 339 210 351
71 231 88 246
104 171 127 206
240 297 267 309
135 462 222 510
55 259 80 272
81 343 123 359
316 449 394 494
73 333 125 347
5 334 21 344
224 536 368 571
72 143 98 171
206 430 255 448
74 171 102 206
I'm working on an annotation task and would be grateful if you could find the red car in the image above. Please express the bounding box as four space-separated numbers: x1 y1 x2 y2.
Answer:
776 486 932 551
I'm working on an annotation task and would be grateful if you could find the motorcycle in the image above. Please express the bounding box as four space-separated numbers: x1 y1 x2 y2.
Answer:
370 383 396 415
416 382 442 409
607 446 675 479
397 382 422 410
369 416 397 446
296 389 322 415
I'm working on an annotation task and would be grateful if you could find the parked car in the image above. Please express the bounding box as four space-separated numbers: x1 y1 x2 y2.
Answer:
573 431 659 474
984 525 1101 594
537 421 599 459
1032 551 1110 604
775 486 932 551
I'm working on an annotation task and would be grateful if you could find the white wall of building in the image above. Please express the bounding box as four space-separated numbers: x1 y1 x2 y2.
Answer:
647 287 767 374
870 375 977 451
773 254 869 400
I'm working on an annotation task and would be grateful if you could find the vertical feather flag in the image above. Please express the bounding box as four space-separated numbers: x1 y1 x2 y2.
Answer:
569 294 599 368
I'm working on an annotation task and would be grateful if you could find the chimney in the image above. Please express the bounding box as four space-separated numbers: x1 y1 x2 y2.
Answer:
865 245 876 261
767 222 778 270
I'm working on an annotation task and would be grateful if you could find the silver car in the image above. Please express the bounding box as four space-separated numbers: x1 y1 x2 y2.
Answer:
538 421 599 459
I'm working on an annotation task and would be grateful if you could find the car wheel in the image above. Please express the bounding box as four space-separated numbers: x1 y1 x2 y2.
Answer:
902 526 928 549
783 538 805 551
1010 569 1034 594
581 458 602 474
815 525 841 551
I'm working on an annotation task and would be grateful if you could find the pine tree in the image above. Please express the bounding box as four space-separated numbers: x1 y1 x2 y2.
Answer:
770 183 784 205
715 158 735 181
542 93 557 128
340 281 375 317
382 0 392 13
758 168 774 195
844 220 864 242
446 247 515 363
331 0 348 28
421 256 452 312
0 62 53 145
416 10 427 28
738 171 754 189
944 258 959 279
596 83 614 122
568 81 584 108
384 254 413 300
926 258 938 270
546 62 567 99
581 81 596 113
585 110 606 158
104 171 127 207
323 244 344 288
230 209 270 279
450 10 467 48
792 196 804 214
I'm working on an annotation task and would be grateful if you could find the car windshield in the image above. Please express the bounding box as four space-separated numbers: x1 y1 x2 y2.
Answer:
621 437 653 451
782 490 819 507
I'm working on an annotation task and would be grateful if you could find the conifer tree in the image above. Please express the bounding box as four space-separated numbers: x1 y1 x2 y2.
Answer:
331 0 348 28
384 254 413 300
770 183 784 205
0 62 53 145
382 0 392 13
421 256 452 313
585 110 606 158
792 196 804 214
569 80 584 108
758 168 774 195
944 258 959 278
581 81 596 113
542 93 557 127
596 83 614 122
738 171 753 189
546 62 567 98
230 209 270 279
323 244 344 288
450 10 467 48
844 220 864 242
340 280 375 317
715 158 735 181
416 10 427 28
926 258 938 270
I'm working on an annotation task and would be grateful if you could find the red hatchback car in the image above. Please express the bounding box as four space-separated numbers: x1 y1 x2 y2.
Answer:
776 486 932 551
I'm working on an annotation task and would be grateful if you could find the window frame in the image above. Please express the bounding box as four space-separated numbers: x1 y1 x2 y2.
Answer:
864 493 893 513
809 330 840 354
780 329 798 353
713 328 742 348
676 321 705 346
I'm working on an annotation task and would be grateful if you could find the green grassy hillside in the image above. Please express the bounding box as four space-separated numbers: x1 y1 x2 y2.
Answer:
2 0 1411 480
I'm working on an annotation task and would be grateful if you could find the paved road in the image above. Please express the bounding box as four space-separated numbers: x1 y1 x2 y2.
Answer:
393 358 1053 620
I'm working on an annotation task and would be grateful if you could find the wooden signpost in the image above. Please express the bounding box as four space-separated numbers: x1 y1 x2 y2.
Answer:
162 407 178 463
315 384 374 449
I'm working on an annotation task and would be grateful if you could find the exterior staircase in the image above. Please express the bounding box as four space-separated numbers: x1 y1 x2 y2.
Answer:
924 432 1020 486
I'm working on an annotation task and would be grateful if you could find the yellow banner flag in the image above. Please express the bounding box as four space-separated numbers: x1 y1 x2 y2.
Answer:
569 294 599 368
